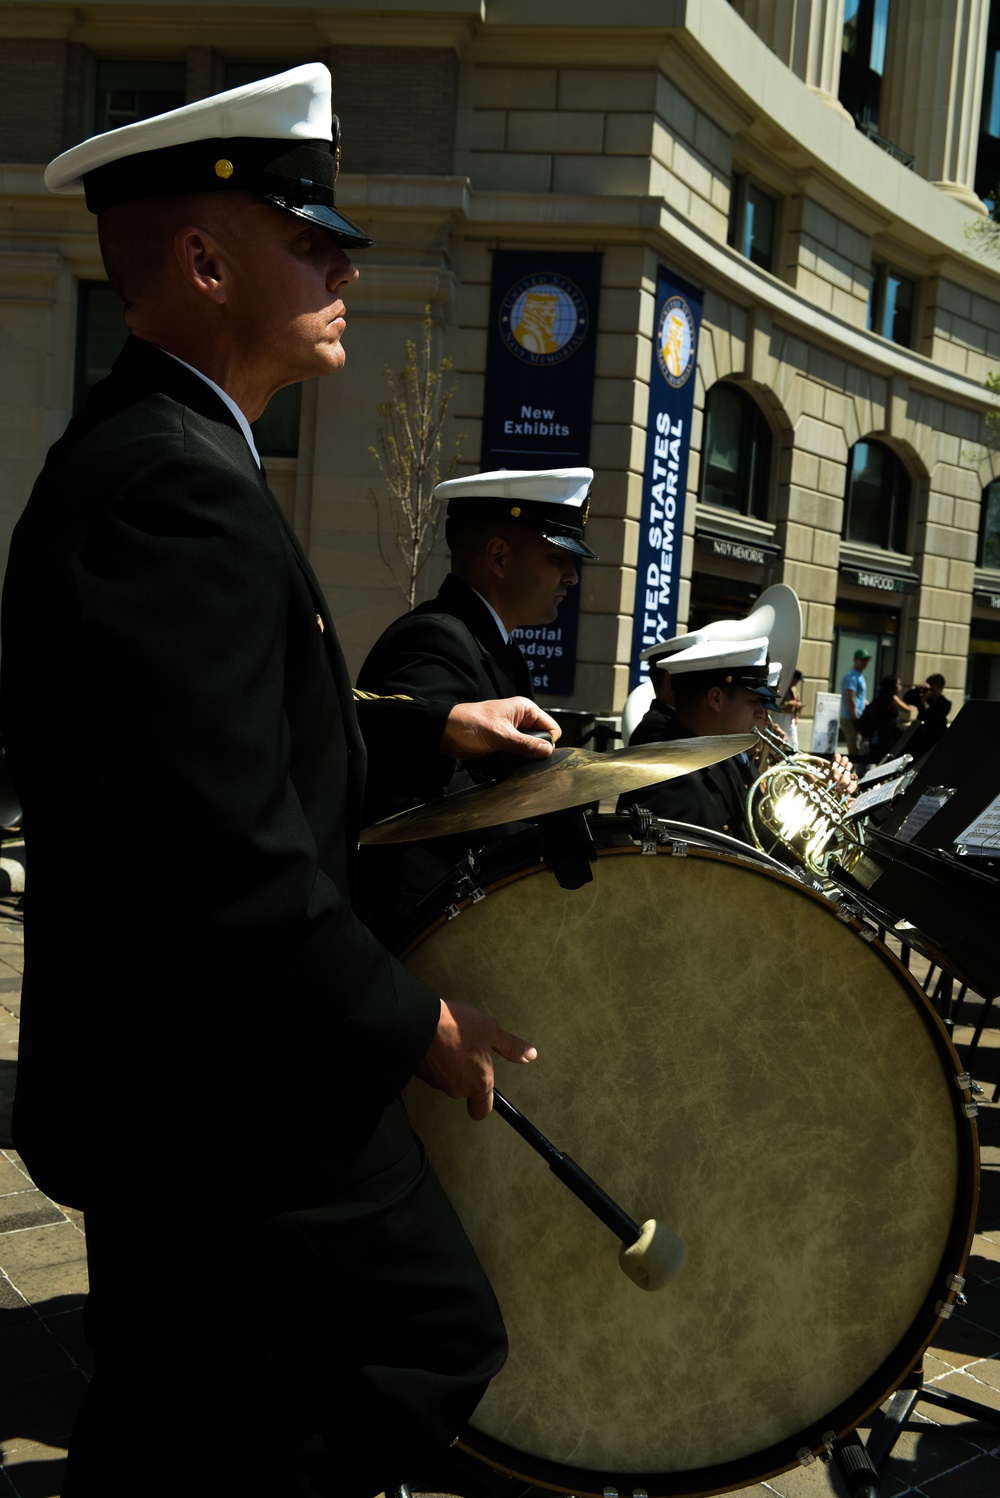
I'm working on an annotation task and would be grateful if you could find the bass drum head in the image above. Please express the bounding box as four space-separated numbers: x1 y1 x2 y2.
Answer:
402 847 977 1497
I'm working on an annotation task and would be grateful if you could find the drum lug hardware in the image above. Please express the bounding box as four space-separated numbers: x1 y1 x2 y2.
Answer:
795 1446 817 1467
821 1430 836 1455
632 1490 649 1497
946 1272 966 1293
954 1070 983 1097
443 854 485 919
630 809 656 854
856 922 877 943
672 839 688 857
602 1488 619 1497
935 1298 957 1318
444 888 484 920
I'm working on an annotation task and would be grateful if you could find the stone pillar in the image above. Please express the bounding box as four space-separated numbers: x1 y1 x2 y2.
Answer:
880 0 990 213
735 0 851 118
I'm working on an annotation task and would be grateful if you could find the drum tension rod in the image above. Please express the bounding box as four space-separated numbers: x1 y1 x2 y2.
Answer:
492 1090 685 1290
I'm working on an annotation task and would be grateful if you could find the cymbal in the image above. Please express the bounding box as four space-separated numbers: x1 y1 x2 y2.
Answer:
359 733 756 845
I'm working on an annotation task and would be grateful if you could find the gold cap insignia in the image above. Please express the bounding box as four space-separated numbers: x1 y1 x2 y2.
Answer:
335 145 341 182
510 506 521 518
215 159 234 180
582 499 590 527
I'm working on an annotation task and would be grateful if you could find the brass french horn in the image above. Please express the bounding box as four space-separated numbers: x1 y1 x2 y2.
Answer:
746 725 866 882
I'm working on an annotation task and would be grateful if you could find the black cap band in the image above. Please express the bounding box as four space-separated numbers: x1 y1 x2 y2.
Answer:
83 133 372 248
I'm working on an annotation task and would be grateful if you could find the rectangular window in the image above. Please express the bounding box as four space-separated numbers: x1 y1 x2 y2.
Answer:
867 262 915 347
728 175 778 274
224 62 297 90
842 0 889 73
74 282 128 411
988 51 1000 139
869 0 890 75
94 61 187 133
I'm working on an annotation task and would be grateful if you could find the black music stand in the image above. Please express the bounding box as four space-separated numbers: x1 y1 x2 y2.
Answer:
829 704 1000 1492
832 700 1000 1015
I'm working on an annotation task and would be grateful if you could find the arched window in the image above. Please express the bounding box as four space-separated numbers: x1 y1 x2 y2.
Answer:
980 478 1000 569
843 439 910 552
699 383 772 520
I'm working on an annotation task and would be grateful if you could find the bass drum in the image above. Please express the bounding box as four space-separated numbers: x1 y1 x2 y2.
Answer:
402 836 978 1497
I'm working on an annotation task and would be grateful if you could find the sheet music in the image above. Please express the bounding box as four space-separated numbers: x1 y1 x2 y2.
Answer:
896 787 955 843
845 772 913 820
857 754 911 787
955 790 1000 858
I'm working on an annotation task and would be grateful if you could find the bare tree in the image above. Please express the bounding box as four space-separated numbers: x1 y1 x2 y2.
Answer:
369 310 464 607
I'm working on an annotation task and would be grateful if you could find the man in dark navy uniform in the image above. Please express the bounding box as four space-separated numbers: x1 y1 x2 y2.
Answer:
356 468 593 939
1 65 557 1498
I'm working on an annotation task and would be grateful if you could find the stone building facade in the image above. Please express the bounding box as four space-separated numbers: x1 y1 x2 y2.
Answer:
4 0 1000 736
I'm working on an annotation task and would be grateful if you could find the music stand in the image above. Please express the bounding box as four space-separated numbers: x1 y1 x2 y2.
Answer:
828 703 1000 1494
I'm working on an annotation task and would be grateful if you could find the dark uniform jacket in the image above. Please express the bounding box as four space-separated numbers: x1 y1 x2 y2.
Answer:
1 336 444 1211
355 574 536 946
617 700 754 843
356 573 532 824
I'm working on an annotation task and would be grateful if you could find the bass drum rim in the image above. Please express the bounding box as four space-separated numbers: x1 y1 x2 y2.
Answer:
403 840 979 1498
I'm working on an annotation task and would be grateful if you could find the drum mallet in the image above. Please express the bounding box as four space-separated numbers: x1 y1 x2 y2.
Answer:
492 1090 685 1291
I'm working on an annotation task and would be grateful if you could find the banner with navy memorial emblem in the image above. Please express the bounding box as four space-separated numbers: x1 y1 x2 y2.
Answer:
481 250 602 696
629 267 704 690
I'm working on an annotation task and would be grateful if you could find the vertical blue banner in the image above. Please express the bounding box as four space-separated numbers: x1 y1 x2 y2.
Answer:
481 250 602 696
629 267 704 689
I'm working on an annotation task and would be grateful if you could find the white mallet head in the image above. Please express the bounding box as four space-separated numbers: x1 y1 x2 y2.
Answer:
618 1218 686 1291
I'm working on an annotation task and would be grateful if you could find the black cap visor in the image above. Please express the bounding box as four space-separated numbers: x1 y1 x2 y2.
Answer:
722 667 777 703
263 193 372 248
529 522 597 560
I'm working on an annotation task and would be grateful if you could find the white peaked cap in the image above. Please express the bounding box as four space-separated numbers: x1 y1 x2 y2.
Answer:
46 64 332 192
434 468 592 507
641 583 801 700
43 63 372 249
437 467 597 559
661 637 770 676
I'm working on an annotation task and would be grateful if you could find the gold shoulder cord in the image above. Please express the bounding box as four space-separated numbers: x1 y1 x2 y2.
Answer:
352 689 415 702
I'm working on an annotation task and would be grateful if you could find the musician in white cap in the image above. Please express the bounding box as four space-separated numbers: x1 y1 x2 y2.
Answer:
356 467 593 933
617 636 778 840
359 466 593 816
1 65 558 1498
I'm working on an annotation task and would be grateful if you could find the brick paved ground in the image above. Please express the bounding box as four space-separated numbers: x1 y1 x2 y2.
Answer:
1 878 998 1498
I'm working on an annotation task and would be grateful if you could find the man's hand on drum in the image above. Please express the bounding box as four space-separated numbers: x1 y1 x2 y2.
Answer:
418 998 537 1120
441 698 561 763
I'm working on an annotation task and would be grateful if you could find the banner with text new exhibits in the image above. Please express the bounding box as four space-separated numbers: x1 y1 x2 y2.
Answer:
628 267 704 690
481 250 602 696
